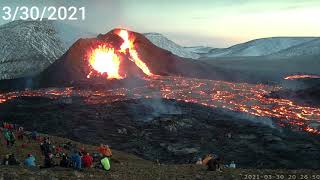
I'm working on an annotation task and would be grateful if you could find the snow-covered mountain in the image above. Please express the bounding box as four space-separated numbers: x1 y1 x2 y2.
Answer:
184 46 215 55
269 38 320 57
0 20 93 80
204 37 317 58
144 33 200 59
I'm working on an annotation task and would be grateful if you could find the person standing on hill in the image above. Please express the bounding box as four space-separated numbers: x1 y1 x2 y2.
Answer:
3 129 15 147
2 154 10 165
9 130 15 146
3 129 11 147
17 127 24 140
8 154 20 165
41 153 56 168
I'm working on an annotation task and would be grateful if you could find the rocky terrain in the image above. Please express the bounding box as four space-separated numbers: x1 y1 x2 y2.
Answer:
269 79 320 107
1 96 319 169
1 131 319 180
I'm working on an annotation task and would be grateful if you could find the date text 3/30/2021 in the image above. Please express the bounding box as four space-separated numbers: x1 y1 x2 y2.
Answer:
1 6 85 21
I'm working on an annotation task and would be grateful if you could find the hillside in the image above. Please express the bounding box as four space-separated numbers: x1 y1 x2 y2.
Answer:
1 130 319 180
0 20 93 80
269 39 320 57
144 33 200 59
204 37 317 58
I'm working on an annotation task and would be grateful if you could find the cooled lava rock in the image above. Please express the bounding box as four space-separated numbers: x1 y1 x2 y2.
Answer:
1 97 320 169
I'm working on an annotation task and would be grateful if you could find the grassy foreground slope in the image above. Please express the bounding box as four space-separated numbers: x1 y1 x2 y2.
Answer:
0 132 319 180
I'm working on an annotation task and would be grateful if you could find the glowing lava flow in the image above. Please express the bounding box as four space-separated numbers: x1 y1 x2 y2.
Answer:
117 30 153 76
87 29 153 79
1 76 320 134
284 74 320 80
88 45 123 79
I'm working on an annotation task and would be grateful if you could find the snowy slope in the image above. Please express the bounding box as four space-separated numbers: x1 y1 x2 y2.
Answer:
269 39 320 57
184 46 215 54
144 33 200 59
0 20 93 80
205 37 317 58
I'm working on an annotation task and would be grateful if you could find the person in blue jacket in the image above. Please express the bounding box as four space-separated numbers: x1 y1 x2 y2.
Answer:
70 150 82 170
24 154 36 167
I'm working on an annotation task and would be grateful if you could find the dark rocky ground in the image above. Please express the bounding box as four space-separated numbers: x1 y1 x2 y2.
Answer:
0 96 320 169
269 79 320 107
1 133 319 180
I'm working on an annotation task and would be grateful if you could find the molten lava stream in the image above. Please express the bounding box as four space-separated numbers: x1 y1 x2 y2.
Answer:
1 78 320 134
87 29 153 79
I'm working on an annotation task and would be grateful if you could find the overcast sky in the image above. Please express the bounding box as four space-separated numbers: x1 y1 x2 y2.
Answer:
0 0 319 47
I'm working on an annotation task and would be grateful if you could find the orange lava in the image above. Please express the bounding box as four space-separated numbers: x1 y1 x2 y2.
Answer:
117 29 153 76
87 29 153 79
88 45 123 79
284 74 320 80
1 76 320 134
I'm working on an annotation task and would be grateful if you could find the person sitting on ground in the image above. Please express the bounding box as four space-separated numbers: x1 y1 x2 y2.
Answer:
70 150 82 170
60 154 70 168
229 161 236 168
8 154 20 165
24 154 36 167
82 152 93 168
2 154 10 165
100 156 111 171
202 154 213 166
196 157 203 165
55 145 64 158
98 144 112 157
207 155 222 172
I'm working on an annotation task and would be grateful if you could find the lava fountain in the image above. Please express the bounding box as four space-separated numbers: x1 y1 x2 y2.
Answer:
87 29 153 79
87 45 123 79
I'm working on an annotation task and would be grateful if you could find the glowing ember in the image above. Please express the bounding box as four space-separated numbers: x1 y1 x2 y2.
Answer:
284 74 320 80
88 45 123 79
87 29 153 79
1 76 320 134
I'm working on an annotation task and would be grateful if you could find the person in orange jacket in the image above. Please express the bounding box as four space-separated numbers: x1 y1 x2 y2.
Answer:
202 154 213 165
98 144 112 157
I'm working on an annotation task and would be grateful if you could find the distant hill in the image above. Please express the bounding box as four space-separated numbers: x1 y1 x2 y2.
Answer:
144 33 200 59
203 37 317 58
269 39 320 57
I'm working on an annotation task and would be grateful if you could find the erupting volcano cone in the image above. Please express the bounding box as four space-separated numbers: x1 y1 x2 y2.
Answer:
38 28 215 87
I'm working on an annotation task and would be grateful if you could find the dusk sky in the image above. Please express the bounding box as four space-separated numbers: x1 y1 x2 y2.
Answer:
0 0 320 47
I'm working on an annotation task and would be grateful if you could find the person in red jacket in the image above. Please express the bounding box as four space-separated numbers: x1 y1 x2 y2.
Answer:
82 152 93 168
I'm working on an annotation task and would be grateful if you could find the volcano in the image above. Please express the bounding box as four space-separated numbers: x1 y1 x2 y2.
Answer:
37 29 211 87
